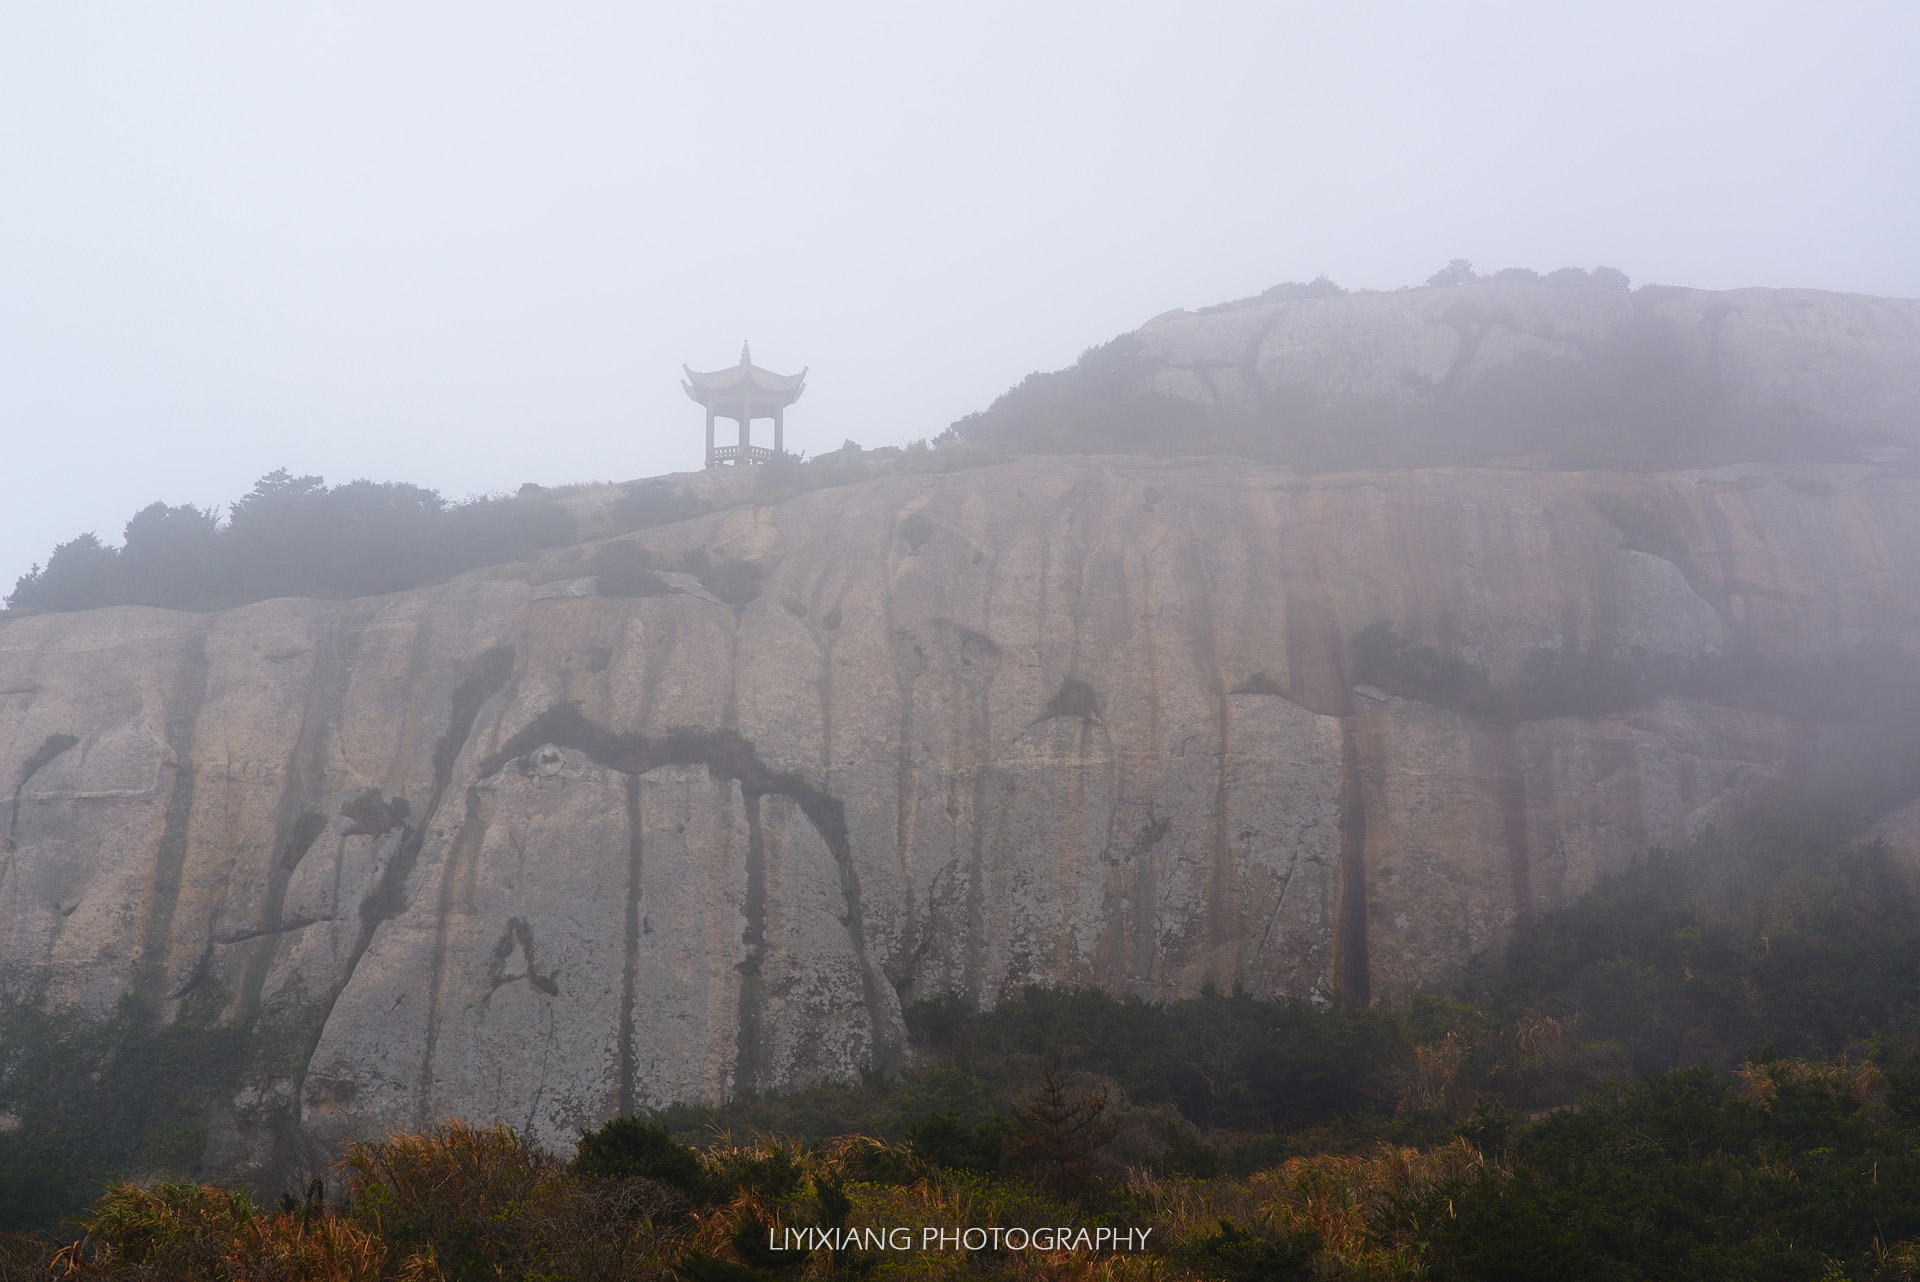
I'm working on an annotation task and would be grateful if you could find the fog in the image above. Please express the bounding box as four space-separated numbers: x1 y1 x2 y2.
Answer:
3 2 1916 590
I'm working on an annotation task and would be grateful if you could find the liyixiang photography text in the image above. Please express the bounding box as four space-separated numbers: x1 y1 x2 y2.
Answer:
767 1226 1155 1253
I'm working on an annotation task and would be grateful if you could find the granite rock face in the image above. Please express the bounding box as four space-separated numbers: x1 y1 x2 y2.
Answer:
1133 282 1920 452
4 454 1919 1175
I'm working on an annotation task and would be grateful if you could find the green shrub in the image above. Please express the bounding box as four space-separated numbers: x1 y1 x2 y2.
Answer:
1350 623 1495 717
608 480 705 531
593 541 670 597
701 1145 802 1205
573 1118 704 1199
1178 1218 1319 1282
902 1112 1003 1175
0 991 245 1234
6 470 578 614
1042 678 1100 721
898 511 935 551
699 559 765 606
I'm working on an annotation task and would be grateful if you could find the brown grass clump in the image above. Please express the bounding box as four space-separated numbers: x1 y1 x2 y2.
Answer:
1386 1033 1474 1118
343 1120 678 1280
50 1181 397 1280
1734 1055 1886 1116
1133 1139 1492 1281
0 1232 59 1282
45 1121 680 1280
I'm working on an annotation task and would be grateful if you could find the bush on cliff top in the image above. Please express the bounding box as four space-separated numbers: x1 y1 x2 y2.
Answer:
5 469 578 615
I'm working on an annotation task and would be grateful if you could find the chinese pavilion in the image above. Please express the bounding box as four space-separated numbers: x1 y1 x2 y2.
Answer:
682 342 807 466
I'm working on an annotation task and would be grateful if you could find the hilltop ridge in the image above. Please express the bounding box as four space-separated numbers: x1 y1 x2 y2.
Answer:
951 275 1920 471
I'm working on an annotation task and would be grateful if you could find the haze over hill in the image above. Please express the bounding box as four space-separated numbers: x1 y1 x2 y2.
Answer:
11 271 1920 620
951 269 1920 471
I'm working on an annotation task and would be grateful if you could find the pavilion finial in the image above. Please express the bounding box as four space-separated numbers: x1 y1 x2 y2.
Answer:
740 340 751 366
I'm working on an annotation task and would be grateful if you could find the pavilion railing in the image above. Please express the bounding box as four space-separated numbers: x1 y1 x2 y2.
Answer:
706 445 779 466
708 444 779 466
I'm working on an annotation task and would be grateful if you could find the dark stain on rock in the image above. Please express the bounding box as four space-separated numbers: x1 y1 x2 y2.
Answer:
293 644 516 1130
280 811 327 870
418 785 487 1126
137 634 210 1011
1129 813 1172 860
954 625 1000 666
1230 672 1286 696
7 732 79 851
431 646 518 790
1488 723 1534 930
340 789 410 836
619 774 644 1115
1333 718 1370 1004
477 703 901 1076
365 646 517 930
487 916 560 998
734 794 769 1094
900 510 936 551
1040 678 1101 723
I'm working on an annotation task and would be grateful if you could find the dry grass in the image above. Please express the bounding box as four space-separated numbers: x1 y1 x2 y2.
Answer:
1735 1055 1886 1116
30 1120 1501 1281
1131 1140 1492 1281
45 1122 682 1281
49 1181 400 1280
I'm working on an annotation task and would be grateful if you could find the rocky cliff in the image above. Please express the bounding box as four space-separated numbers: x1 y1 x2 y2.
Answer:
5 451 1920 1180
954 280 1920 470
1137 281 1920 439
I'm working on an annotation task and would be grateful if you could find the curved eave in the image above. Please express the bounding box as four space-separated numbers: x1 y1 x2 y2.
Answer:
682 363 808 407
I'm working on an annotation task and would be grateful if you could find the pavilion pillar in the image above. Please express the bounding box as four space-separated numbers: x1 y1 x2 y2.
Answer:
705 410 715 467
774 408 783 456
739 401 752 455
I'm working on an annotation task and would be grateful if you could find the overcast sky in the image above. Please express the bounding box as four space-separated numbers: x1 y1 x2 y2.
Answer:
3 2 1917 590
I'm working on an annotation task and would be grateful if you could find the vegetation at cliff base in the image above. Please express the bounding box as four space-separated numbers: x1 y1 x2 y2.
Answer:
10 792 1920 1276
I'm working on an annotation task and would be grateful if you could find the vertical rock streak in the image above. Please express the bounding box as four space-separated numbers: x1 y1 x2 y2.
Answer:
618 775 643 1116
732 794 768 1095
1334 717 1371 1004
1275 492 1369 998
417 786 485 1127
136 634 210 1010
1489 723 1534 928
295 643 515 1127
237 618 351 1021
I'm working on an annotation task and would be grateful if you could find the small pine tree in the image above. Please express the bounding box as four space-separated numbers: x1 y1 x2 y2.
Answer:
1006 1067 1119 1192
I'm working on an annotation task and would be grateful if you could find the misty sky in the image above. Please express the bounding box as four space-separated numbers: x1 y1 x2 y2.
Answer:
3 3 1917 592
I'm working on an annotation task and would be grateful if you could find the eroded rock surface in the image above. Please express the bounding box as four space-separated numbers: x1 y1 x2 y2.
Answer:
1135 282 1920 451
3 454 1918 1175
